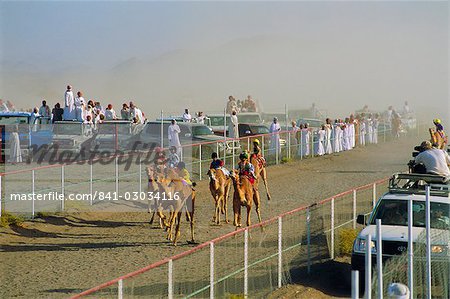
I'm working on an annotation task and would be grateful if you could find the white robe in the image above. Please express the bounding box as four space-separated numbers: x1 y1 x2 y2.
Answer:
316 129 325 156
105 109 117 120
63 90 75 120
168 124 181 155
366 119 373 144
74 96 85 122
269 122 281 155
334 125 341 153
372 119 379 144
359 122 366 146
229 114 239 139
325 125 333 154
299 128 310 157
9 132 22 163
130 108 144 124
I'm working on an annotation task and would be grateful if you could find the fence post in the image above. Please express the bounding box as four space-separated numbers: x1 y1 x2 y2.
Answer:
262 135 265 157
372 183 376 208
300 132 303 160
139 158 142 194
199 144 202 181
408 198 414 299
168 259 173 299
244 228 248 297
331 198 335 260
353 190 357 229
278 216 282 288
210 241 214 299
376 219 383 299
32 169 35 218
351 270 359 299
365 234 372 299
115 156 119 195
0 175 2 218
311 135 314 158
287 131 291 160
307 207 311 274
275 136 279 165
232 142 235 171
61 164 65 201
118 278 123 299
425 185 431 299
247 137 250 152
89 161 94 206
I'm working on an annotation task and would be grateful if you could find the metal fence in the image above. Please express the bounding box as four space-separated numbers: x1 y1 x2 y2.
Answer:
0 122 418 218
68 178 388 299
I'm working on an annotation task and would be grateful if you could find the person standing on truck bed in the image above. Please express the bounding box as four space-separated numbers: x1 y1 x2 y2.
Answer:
414 140 450 176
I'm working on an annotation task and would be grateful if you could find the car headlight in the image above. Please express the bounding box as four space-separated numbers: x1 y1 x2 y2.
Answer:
353 238 376 254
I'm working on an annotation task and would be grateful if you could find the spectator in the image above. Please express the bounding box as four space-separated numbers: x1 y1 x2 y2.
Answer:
168 119 181 156
52 103 64 123
226 96 237 114
74 91 86 122
0 99 9 112
403 101 411 114
63 85 75 120
291 120 300 146
121 103 130 120
359 117 366 145
196 111 206 124
105 104 117 120
229 110 239 139
30 107 40 131
391 111 402 138
246 95 257 112
6 100 15 111
269 117 281 156
9 125 22 164
372 113 379 144
316 125 326 156
167 146 180 168
414 140 450 176
38 100 51 124
182 108 192 122
325 118 333 154
94 101 104 114
129 101 144 124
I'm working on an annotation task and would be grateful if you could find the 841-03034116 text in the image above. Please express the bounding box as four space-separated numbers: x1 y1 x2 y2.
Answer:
9 191 182 201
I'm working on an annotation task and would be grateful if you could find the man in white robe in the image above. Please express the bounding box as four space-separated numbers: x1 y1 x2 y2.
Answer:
38 100 51 124
229 111 239 139
63 85 75 120
182 109 192 123
74 91 85 122
168 119 182 156
9 126 22 163
269 117 281 156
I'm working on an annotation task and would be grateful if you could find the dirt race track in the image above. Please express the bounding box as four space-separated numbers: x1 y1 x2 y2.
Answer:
0 134 425 298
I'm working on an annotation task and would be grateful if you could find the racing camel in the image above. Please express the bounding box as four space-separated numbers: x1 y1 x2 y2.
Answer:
207 168 232 224
161 168 196 246
250 153 272 201
230 170 262 229
146 166 168 229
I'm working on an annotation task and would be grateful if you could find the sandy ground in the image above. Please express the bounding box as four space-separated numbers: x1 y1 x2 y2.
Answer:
0 133 424 298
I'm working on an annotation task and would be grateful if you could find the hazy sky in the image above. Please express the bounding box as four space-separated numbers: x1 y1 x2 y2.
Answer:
0 1 448 121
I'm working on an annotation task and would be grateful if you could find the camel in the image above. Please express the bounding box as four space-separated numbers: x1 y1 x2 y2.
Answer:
230 170 262 230
429 128 447 150
207 168 232 224
160 168 196 246
146 166 168 229
250 154 272 201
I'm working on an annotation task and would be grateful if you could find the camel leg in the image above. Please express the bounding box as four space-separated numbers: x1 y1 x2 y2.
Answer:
261 169 272 201
172 212 182 246
253 190 262 224
246 204 252 227
224 183 231 223
233 199 240 228
215 197 221 225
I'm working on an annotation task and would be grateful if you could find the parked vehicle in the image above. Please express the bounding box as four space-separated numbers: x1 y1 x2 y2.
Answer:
91 120 144 153
352 173 450 290
129 121 241 159
238 123 286 147
206 112 263 135
52 121 93 154
0 112 53 162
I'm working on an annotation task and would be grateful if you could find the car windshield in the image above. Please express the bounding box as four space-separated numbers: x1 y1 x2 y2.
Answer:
239 114 261 124
53 123 84 135
192 125 213 136
97 123 131 135
298 119 322 128
0 116 29 124
370 199 450 229
208 116 229 127
250 126 269 134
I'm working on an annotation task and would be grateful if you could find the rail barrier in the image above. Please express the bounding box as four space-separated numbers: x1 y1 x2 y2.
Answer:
69 177 389 298
0 122 421 218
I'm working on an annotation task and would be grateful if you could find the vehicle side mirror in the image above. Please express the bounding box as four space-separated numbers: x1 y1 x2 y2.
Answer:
356 214 365 225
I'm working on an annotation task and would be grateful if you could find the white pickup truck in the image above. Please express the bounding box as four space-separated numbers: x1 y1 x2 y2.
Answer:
351 173 450 278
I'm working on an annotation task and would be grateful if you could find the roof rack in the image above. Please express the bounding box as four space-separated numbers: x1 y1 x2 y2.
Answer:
388 173 450 197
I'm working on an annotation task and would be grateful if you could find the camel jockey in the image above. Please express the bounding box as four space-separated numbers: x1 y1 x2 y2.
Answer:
251 139 266 167
433 119 447 144
167 146 180 168
153 147 167 173
177 162 196 189
236 151 257 184
209 152 230 176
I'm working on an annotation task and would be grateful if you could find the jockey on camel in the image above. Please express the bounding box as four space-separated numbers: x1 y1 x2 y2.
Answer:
251 139 266 168
236 151 257 184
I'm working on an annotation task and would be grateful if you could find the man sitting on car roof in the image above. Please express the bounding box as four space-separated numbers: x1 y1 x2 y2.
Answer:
414 140 450 177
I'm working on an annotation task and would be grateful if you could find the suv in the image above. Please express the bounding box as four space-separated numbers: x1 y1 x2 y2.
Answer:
238 123 286 147
129 121 241 159
352 173 450 277
91 120 144 153
206 112 263 135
